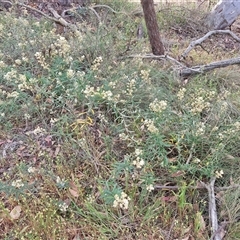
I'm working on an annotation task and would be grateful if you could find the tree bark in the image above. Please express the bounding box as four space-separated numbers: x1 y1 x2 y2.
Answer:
207 0 240 30
141 0 164 55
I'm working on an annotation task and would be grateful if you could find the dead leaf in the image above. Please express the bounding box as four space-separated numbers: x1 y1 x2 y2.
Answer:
161 195 177 203
44 135 53 146
69 188 79 198
171 171 185 177
10 205 21 220
69 181 79 198
168 157 177 163
182 225 191 235
54 145 61 156
179 236 190 240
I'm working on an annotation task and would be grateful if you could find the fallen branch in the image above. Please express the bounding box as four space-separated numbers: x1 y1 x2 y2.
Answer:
61 6 102 25
181 30 240 59
47 5 77 31
204 178 220 240
0 0 12 10
17 2 77 31
122 54 240 78
179 56 240 77
202 178 226 240
154 183 240 191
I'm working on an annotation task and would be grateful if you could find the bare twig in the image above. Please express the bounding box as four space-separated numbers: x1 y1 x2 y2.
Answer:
186 143 195 164
122 54 186 67
88 7 102 24
181 30 240 59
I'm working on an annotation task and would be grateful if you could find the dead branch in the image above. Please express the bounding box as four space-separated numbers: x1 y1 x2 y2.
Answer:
154 183 240 191
61 6 103 25
179 56 240 77
88 7 102 23
203 178 220 240
202 178 225 240
91 4 128 16
122 54 186 67
16 2 77 31
47 5 77 31
122 54 240 78
181 30 240 59
0 0 12 10
91 4 119 14
122 54 206 77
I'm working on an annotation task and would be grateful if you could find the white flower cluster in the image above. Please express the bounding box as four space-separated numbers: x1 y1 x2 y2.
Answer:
4 69 17 81
67 69 75 78
233 121 240 130
26 126 46 136
187 89 216 115
132 148 145 169
126 79 136 96
28 166 36 173
83 85 95 97
83 85 119 102
113 192 131 210
215 170 224 178
50 36 71 58
177 88 186 101
142 119 158 133
35 51 49 69
0 60 6 68
91 56 103 71
6 91 19 99
146 184 154 192
149 99 167 113
15 59 22 65
119 132 128 141
59 202 68 212
12 179 24 188
195 122 206 136
140 69 151 83
189 97 210 114
56 176 67 188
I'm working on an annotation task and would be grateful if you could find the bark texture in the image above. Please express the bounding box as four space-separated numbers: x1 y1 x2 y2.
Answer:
141 0 164 55
207 0 240 30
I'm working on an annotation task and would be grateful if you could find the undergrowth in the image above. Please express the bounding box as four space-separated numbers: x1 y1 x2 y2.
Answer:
0 1 240 239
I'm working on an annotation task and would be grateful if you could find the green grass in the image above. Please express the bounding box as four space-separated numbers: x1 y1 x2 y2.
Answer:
1 1 240 239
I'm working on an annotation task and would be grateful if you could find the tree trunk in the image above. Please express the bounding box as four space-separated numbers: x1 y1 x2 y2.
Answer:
207 0 240 30
141 0 164 55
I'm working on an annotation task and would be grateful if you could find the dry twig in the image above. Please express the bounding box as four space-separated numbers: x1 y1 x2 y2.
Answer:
17 2 77 31
181 30 240 59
